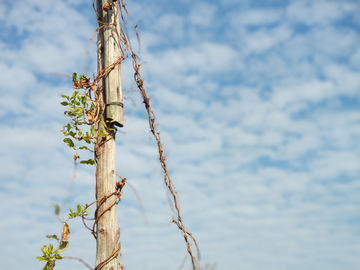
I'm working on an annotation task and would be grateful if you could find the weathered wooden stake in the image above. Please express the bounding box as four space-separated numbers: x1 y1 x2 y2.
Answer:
96 1 123 269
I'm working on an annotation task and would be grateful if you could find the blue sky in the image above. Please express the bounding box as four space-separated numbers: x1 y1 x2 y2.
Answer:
0 0 359 269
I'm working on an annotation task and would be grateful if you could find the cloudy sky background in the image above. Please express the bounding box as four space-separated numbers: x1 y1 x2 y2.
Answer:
0 0 359 269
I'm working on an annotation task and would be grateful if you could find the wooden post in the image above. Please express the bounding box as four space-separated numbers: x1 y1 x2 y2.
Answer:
96 1 123 270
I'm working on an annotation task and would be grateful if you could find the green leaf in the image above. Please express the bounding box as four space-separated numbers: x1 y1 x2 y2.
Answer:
60 101 69 106
72 72 77 83
55 241 69 253
80 159 95 165
91 125 95 137
75 107 82 114
81 96 86 105
53 204 60 216
63 138 75 148
61 94 69 99
36 256 47 262
54 254 63 260
41 245 49 255
71 91 78 99
77 204 81 213
68 208 74 218
46 235 59 241
79 146 91 151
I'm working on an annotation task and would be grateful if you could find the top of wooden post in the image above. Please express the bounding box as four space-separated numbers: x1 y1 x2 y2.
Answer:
97 0 124 128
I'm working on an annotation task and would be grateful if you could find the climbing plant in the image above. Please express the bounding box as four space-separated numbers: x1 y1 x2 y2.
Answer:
37 1 200 270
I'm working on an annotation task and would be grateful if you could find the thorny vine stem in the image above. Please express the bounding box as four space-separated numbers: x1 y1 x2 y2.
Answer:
118 0 201 268
114 6 201 270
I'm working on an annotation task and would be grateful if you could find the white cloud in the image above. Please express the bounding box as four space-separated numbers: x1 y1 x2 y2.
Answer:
350 47 360 69
154 13 185 40
0 62 36 93
274 80 335 108
1 0 360 270
189 3 217 27
286 1 356 26
324 64 360 94
231 9 283 26
245 25 292 53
